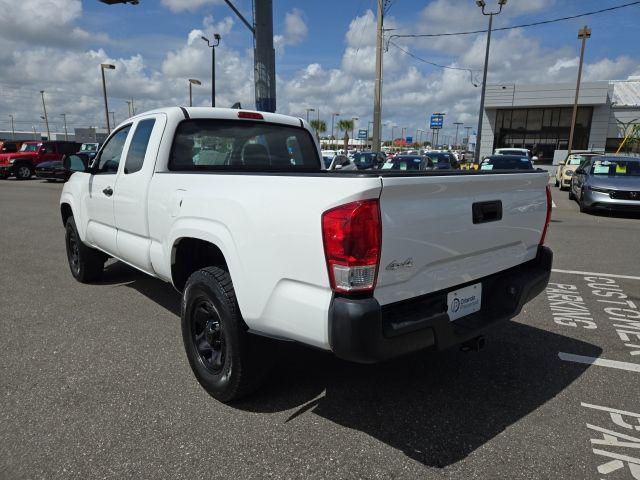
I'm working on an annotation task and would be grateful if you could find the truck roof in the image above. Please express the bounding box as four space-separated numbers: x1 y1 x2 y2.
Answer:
123 106 305 130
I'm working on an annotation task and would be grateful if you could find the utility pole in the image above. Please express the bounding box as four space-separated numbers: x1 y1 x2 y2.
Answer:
474 0 507 164
331 113 340 149
9 115 15 140
60 114 68 141
253 0 276 112
567 26 591 158
453 122 463 148
372 0 384 152
101 63 116 133
40 91 50 140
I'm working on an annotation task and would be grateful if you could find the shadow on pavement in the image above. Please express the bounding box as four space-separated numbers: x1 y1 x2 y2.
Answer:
236 321 600 469
97 261 600 469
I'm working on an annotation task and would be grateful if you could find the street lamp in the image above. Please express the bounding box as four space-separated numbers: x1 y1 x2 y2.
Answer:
401 127 406 146
331 113 340 149
40 91 50 140
474 0 507 163
201 34 221 107
109 111 116 128
101 63 116 134
60 114 68 141
9 115 15 140
567 26 591 158
453 122 463 148
305 108 315 122
351 117 359 146
189 79 202 107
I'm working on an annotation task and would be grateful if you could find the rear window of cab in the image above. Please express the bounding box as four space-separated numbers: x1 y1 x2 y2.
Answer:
169 119 320 171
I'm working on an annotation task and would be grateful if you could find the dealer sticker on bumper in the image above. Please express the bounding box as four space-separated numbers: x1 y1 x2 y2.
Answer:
447 283 482 321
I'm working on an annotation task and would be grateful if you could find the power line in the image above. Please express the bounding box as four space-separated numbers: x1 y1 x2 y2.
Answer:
388 1 640 40
387 41 480 86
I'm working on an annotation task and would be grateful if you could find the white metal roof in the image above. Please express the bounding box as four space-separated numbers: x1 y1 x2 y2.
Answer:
611 80 640 107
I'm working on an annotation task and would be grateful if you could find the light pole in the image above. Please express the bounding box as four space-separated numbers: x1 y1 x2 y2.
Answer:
474 0 507 163
189 79 202 107
351 117 359 147
109 111 116 128
453 122 463 149
331 113 340 149
464 126 472 149
9 115 15 140
101 63 116 134
201 34 221 107
305 108 315 122
391 125 397 147
401 127 406 147
567 26 591 159
40 91 50 140
126 100 132 117
60 114 68 141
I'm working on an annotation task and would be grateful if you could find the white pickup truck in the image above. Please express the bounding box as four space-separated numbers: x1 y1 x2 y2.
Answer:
60 107 553 402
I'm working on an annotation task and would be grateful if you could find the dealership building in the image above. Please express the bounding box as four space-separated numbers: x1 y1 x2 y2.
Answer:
479 80 640 164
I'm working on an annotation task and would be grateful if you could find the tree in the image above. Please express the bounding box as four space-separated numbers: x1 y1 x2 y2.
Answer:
309 119 326 139
336 119 354 150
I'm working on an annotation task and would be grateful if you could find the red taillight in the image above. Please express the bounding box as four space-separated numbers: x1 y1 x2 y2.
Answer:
321 199 381 294
540 184 552 245
237 111 264 120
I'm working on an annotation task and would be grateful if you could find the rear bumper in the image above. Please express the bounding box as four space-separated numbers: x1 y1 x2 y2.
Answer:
329 246 553 363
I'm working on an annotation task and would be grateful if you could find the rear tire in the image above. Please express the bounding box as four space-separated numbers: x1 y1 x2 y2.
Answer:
181 267 272 402
15 165 32 180
65 216 105 282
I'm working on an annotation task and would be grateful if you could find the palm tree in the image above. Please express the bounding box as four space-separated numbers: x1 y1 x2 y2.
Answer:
309 119 326 140
336 119 354 150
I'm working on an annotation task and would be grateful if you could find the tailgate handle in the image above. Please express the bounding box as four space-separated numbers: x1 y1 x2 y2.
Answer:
472 200 502 224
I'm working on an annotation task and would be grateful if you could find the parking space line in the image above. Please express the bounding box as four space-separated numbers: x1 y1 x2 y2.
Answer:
559 352 640 372
552 200 557 208
551 269 640 281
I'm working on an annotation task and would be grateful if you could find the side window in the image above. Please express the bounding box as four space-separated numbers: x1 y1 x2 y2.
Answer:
124 119 156 174
95 126 132 174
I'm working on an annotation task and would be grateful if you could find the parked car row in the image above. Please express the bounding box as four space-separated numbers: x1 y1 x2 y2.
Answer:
0 141 100 181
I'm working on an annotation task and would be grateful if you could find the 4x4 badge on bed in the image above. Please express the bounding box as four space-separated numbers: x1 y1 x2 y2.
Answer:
385 258 414 271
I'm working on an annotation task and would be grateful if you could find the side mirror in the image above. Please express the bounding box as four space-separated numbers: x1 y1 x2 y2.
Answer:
63 154 89 173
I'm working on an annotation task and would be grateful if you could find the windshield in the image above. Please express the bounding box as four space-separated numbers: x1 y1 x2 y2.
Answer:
566 155 586 165
20 143 41 152
481 156 533 170
591 158 640 176
498 149 529 157
382 156 423 170
353 153 376 165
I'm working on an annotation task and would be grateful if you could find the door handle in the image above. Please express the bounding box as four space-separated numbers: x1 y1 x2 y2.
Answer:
102 187 113 197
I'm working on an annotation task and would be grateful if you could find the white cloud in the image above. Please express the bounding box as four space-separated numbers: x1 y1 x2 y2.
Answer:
584 57 637 81
160 0 223 13
275 8 308 52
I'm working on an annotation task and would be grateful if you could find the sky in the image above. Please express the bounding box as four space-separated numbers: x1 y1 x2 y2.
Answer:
0 0 639 142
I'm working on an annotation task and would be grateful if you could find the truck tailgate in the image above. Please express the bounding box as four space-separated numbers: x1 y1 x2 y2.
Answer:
375 172 549 306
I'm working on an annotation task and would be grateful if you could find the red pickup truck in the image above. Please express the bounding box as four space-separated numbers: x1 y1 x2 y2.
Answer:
0 141 80 180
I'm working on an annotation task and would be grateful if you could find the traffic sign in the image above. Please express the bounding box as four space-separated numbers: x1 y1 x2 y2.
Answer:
405 136 413 144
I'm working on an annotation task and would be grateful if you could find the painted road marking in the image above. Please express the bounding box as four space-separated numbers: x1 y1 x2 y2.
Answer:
552 269 640 282
552 200 557 208
559 352 640 373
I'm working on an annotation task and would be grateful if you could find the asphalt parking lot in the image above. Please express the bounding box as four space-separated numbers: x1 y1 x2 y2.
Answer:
1 178 639 480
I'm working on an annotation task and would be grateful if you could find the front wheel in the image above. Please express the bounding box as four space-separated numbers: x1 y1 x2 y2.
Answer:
181 267 272 402
15 165 32 180
65 216 105 282
555 178 559 187
578 189 591 213
568 186 576 200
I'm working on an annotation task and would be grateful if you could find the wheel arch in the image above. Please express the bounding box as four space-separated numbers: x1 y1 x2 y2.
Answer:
170 236 233 293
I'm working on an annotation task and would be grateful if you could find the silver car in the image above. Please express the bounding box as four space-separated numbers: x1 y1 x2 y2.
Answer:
570 156 640 213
